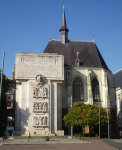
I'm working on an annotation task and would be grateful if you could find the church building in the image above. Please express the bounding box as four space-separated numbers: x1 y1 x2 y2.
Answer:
114 69 122 132
14 5 117 136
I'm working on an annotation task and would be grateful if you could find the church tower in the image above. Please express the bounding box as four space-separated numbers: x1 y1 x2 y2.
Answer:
59 4 69 44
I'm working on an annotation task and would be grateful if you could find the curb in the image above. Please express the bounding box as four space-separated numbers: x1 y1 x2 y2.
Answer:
1 142 91 145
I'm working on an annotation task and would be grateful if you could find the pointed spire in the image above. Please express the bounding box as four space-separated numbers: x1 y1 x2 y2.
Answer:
59 4 69 32
59 4 69 44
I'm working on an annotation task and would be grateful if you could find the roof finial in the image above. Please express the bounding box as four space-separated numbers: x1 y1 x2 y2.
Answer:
77 52 79 59
93 35 95 43
63 0 64 9
76 52 80 67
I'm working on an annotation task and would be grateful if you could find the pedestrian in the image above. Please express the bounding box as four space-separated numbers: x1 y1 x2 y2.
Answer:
27 131 30 142
45 131 49 141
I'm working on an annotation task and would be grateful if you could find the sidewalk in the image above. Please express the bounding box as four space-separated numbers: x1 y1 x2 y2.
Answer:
0 139 117 150
0 136 90 145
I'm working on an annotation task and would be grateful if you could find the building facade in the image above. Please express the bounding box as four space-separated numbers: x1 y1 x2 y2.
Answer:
114 69 122 132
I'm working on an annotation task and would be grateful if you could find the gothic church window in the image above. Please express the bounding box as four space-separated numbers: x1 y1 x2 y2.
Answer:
107 80 110 99
73 77 84 102
92 78 100 102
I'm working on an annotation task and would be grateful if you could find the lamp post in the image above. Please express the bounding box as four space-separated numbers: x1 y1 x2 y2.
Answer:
106 91 109 139
119 97 121 119
99 96 100 139
119 96 122 138
0 51 5 107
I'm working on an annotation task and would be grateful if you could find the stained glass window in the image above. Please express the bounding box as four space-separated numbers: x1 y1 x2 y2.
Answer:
73 77 84 102
92 78 99 102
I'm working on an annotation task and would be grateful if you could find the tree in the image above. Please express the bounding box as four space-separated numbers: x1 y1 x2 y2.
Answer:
63 102 111 128
0 69 7 136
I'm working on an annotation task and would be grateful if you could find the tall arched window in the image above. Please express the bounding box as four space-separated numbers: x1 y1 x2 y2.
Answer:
107 79 111 107
107 80 110 98
92 78 99 102
73 77 84 102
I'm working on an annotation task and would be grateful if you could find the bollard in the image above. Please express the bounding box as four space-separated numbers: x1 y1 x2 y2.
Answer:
83 134 84 140
2 136 4 143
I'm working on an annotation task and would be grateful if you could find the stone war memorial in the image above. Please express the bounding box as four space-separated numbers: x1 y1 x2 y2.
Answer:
14 53 64 136
13 5 117 136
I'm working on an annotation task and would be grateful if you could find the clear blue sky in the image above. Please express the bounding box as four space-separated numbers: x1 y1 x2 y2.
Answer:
0 0 122 77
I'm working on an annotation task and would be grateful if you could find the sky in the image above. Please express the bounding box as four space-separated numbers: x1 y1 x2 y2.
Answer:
0 0 122 77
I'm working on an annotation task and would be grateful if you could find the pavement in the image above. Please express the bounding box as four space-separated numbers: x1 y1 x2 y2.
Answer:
1 137 122 150
0 136 90 145
103 139 122 150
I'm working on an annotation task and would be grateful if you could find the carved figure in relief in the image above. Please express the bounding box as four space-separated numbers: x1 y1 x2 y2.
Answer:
44 117 47 125
39 88 43 97
43 88 46 97
35 74 45 87
33 116 47 127
33 87 47 98
33 102 47 112
43 102 47 111
39 117 44 125
33 117 39 126
39 103 43 110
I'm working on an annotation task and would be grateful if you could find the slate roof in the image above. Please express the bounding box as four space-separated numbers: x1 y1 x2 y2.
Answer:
114 69 122 88
43 39 109 70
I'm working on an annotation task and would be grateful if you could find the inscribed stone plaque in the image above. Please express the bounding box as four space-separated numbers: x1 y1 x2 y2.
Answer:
15 53 64 79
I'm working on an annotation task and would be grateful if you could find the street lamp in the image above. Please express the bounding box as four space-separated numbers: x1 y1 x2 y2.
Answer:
0 51 5 107
98 95 100 139
106 90 109 139
119 96 121 119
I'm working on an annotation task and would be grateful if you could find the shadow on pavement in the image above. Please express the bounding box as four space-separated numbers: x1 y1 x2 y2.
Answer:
103 140 122 150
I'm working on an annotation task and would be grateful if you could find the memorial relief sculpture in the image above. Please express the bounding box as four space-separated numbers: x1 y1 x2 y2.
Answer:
33 116 47 127
33 102 47 113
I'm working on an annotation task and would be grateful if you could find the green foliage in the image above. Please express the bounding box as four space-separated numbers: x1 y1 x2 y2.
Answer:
73 133 107 138
63 102 111 128
74 133 95 137
0 68 7 136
